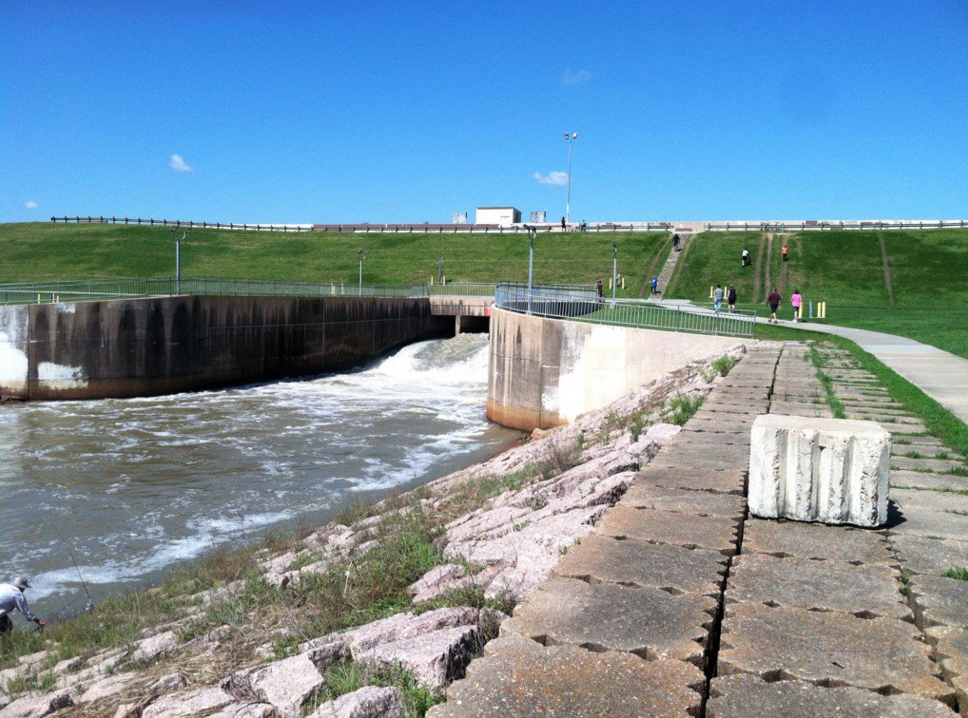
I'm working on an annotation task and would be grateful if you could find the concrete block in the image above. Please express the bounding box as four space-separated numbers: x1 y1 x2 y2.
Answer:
620 483 747 519
428 637 705 718
749 415 890 527
635 466 747 495
891 535 968 577
500 578 716 665
554 534 728 594
744 519 895 565
910 575 968 628
708 674 955 717
597 505 740 555
726 554 910 620
718 603 954 703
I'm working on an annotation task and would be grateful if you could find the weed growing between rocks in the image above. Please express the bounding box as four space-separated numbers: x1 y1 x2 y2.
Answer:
665 394 705 426
314 662 442 717
941 567 968 581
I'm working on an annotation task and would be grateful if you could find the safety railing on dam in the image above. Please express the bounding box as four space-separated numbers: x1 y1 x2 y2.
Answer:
0 277 501 306
494 282 757 338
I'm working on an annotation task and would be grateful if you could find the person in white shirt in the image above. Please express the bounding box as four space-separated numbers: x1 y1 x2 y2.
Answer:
1 577 45 635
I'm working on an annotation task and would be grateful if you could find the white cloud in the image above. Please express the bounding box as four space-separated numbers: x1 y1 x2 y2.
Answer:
24 200 39 209
170 154 193 172
562 68 591 85
533 171 568 186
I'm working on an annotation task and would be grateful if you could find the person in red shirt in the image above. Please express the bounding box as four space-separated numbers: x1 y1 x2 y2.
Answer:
767 288 781 324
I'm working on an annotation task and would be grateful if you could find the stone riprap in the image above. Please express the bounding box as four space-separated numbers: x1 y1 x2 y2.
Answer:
748 414 891 526
0 345 742 718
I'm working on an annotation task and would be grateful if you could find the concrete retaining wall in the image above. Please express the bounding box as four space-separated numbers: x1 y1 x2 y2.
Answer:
487 307 746 431
0 296 450 400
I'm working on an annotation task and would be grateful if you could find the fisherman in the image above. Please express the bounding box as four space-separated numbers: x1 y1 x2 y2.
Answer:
0 577 45 635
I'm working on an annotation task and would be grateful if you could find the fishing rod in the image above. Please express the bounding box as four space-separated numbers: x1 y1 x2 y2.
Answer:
47 594 83 624
51 525 95 611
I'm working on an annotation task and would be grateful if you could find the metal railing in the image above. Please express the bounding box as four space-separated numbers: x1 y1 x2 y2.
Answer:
426 282 496 297
494 283 756 338
48 216 968 234
50 217 313 232
48 216 672 234
706 219 968 232
0 277 446 306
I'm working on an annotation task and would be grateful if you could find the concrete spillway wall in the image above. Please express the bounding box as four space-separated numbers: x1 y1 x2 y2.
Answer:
0 295 451 400
487 307 746 431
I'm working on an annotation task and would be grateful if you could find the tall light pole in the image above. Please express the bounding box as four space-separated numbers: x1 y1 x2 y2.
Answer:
170 227 189 295
611 243 618 301
357 249 366 296
565 132 578 224
526 225 536 315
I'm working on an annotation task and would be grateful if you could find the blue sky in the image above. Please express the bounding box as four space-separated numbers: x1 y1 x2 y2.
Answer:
2 1 966 224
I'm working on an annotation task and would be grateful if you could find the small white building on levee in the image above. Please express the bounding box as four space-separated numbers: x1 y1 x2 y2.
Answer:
476 207 521 225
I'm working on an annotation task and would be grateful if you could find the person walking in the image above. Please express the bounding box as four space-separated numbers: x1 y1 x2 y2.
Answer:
741 248 750 267
782 243 789 262
672 233 681 251
727 284 737 312
713 284 724 315
595 278 603 299
767 287 781 324
791 288 803 322
1 577 45 636
560 216 566 231
651 276 659 296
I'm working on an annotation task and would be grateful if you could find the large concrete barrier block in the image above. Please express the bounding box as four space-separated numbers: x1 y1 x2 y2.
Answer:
749 415 890 527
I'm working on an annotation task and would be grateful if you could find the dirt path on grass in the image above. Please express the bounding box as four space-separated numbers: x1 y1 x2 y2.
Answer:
879 233 895 306
755 233 770 302
777 233 791 297
638 239 670 298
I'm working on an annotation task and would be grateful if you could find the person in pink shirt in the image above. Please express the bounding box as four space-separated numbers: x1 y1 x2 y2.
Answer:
791 289 803 322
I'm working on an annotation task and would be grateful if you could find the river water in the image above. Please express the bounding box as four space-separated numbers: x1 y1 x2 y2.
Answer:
0 334 518 618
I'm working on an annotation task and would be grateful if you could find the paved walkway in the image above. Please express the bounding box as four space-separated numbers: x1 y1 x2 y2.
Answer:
765 319 968 426
648 233 691 302
430 344 968 717
661 299 968 426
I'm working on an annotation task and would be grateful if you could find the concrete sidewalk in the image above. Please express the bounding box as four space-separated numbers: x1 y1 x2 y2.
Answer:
648 298 968 426
764 318 968 426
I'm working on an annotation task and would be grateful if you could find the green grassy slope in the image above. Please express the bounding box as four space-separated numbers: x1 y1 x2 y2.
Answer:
667 229 968 358
0 223 670 299
3 222 967 357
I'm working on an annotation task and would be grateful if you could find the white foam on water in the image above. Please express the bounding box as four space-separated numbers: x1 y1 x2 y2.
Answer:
3 334 516 614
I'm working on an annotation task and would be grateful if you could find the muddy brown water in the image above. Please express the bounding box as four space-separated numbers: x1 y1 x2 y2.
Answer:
0 334 518 618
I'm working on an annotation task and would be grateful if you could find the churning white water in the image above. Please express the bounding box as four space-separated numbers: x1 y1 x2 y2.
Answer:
0 334 518 617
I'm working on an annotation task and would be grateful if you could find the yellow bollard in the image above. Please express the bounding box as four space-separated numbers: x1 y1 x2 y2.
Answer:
621 277 625 289
819 301 827 319
609 278 613 290
709 285 715 298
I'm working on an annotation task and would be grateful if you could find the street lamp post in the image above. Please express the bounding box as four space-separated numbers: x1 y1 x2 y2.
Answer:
611 243 618 301
564 132 578 224
526 226 536 315
357 249 366 296
170 227 189 295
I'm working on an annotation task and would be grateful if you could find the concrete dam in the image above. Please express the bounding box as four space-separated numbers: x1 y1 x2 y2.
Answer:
0 295 456 400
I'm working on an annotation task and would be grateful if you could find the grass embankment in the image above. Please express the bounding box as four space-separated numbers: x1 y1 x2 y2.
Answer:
0 223 671 299
666 229 968 359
